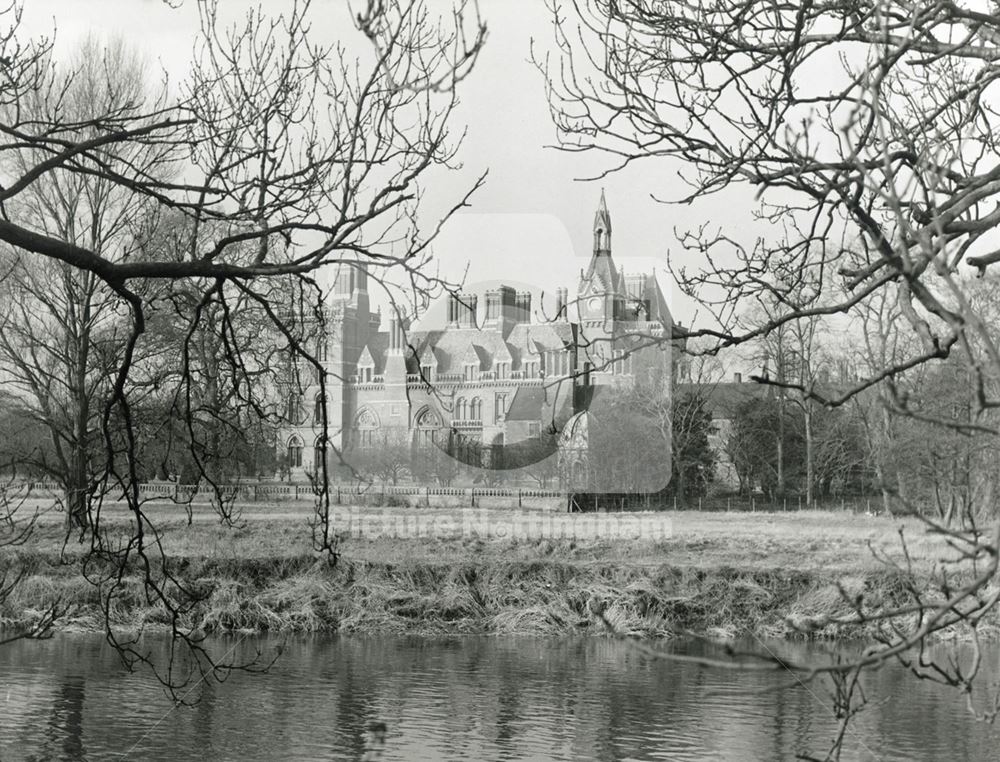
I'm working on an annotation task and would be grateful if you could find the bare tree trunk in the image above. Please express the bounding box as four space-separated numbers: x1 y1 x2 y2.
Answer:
776 397 784 497
804 406 813 509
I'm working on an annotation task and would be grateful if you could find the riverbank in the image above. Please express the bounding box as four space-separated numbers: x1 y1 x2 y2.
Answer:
0 510 982 640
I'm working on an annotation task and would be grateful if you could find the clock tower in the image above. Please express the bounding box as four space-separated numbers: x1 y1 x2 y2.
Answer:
576 189 625 324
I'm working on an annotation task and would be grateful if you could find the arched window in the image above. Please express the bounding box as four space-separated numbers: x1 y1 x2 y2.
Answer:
470 398 482 421
286 393 303 424
414 407 441 447
455 398 468 420
353 408 379 449
316 338 328 362
313 393 325 424
286 435 303 468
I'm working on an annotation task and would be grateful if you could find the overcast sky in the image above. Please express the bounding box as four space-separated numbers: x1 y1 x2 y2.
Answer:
18 0 734 331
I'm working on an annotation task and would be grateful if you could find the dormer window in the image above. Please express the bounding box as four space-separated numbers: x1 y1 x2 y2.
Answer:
464 363 476 382
420 364 433 381
495 362 509 379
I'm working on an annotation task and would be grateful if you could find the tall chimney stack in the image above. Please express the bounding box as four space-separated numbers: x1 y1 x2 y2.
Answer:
456 294 477 328
555 287 567 320
515 291 532 323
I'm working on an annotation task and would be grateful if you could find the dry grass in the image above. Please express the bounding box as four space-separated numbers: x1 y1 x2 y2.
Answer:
0 509 971 640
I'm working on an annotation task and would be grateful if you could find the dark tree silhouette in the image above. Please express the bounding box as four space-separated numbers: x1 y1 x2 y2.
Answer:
541 0 1000 755
0 0 485 695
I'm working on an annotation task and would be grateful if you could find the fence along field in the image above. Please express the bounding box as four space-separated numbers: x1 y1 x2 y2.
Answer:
7 479 885 515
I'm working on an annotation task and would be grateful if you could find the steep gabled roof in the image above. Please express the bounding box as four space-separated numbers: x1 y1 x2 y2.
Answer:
417 343 438 366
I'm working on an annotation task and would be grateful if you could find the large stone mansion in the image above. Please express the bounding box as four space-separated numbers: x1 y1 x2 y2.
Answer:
281 193 683 482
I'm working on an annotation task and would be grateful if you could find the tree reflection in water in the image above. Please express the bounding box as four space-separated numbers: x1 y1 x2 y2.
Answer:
1 634 999 761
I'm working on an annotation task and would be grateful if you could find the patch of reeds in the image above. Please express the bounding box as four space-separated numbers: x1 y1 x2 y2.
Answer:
3 548 994 642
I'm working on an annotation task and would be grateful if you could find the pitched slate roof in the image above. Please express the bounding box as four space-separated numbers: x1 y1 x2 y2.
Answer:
405 320 574 375
507 386 546 421
506 322 575 369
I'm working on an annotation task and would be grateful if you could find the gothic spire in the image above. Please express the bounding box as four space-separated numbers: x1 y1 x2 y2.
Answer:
593 188 612 252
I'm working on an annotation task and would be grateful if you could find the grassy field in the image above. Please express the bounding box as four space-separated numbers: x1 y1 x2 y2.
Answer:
1 508 969 639
19 505 953 571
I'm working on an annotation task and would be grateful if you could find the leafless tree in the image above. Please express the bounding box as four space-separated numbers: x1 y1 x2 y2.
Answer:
748 296 830 504
0 0 485 693
349 432 413 487
0 36 166 531
541 0 1000 755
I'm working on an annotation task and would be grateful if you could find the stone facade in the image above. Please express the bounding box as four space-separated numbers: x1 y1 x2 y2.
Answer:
281 193 682 483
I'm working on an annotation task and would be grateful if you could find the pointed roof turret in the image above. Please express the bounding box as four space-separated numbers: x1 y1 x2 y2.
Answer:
580 190 620 297
357 344 375 368
593 188 612 251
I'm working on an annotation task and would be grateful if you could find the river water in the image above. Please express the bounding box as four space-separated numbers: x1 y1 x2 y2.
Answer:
1 634 998 761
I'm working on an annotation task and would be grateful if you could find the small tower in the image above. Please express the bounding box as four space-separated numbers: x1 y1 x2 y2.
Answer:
325 261 374 455
593 188 612 254
577 190 621 322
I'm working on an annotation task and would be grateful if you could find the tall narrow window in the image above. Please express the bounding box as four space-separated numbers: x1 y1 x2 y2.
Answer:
313 439 325 473
287 394 303 424
495 393 508 421
313 394 325 424
286 436 303 468
471 398 482 421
